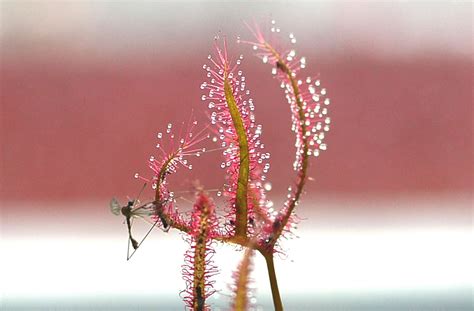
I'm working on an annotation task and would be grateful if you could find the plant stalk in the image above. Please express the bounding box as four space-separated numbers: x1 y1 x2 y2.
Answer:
263 42 310 243
224 76 250 238
264 254 283 311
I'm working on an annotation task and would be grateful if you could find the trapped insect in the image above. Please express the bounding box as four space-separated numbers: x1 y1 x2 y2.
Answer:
110 184 169 260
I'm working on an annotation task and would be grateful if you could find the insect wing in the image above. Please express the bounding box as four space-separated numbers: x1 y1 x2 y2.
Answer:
131 201 170 232
131 202 155 217
109 198 122 216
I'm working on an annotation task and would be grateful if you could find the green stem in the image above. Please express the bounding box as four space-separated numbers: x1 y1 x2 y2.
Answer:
264 43 310 243
264 254 283 311
279 69 309 223
224 76 250 238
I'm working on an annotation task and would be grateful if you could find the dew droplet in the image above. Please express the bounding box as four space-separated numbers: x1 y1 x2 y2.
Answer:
264 182 272 191
134 173 139 179
300 57 306 69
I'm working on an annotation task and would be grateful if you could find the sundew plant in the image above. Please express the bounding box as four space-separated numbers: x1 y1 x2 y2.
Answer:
111 21 331 311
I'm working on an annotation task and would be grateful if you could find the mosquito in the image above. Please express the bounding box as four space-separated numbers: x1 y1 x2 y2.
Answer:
110 183 168 260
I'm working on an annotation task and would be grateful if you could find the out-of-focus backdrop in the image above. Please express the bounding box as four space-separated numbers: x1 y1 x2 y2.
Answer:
1 1 472 310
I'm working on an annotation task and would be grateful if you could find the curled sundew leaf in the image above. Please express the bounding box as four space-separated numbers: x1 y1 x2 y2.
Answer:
231 247 256 311
134 117 209 233
243 21 331 246
201 38 271 239
181 192 219 311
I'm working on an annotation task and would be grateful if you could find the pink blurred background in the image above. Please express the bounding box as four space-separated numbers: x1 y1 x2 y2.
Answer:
1 1 472 310
1 2 472 205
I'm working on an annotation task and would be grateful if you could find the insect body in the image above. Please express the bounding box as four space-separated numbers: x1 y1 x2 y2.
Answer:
110 196 158 260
